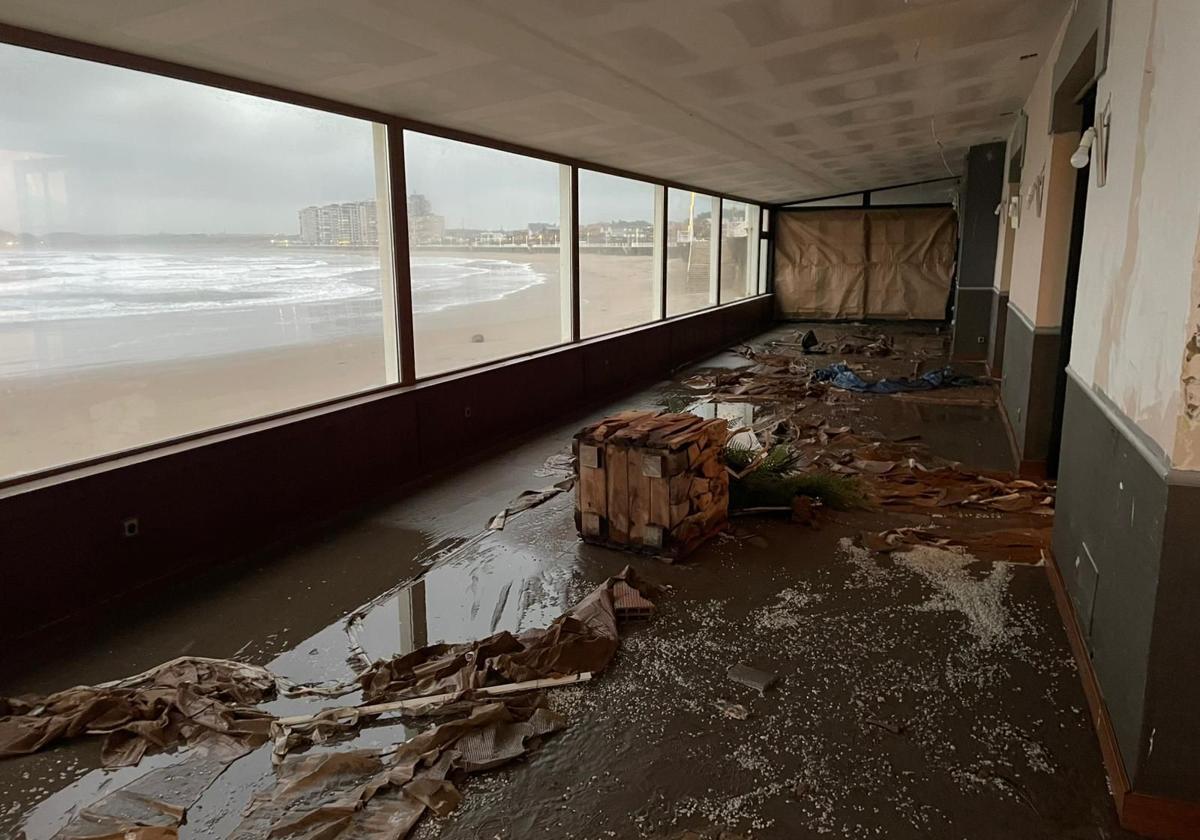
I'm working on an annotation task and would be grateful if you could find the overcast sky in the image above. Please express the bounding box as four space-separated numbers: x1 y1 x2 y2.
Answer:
1 43 660 236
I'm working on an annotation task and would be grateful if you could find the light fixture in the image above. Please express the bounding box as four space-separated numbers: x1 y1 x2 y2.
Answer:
1071 126 1097 169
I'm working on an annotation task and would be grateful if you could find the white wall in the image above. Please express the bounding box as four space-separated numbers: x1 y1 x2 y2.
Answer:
1068 0 1200 466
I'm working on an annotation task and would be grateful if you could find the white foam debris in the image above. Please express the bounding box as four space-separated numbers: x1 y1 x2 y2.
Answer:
893 545 1013 647
749 585 822 631
837 536 893 589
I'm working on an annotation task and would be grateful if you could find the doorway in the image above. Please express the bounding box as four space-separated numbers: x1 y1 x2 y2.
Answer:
1047 88 1097 477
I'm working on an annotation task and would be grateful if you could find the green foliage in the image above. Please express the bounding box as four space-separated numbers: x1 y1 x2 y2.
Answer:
724 442 868 512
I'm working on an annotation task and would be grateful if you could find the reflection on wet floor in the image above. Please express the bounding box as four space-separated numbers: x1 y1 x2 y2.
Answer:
0 323 1131 839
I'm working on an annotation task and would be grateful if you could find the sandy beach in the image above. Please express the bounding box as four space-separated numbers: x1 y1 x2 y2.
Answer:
2 248 729 479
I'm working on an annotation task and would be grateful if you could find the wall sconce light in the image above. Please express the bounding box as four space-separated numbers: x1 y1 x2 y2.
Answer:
1071 126 1097 169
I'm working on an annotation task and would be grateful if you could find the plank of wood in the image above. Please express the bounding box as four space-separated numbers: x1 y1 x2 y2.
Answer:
649 473 670 526
606 444 630 544
646 416 703 445
627 449 651 546
275 672 594 728
669 474 691 504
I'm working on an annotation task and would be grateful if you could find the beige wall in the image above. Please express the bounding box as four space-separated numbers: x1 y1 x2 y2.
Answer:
1067 0 1200 466
1005 13 1080 329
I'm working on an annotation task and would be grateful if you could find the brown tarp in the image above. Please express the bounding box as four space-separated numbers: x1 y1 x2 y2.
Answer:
774 207 957 320
53 739 254 840
230 697 563 840
360 566 657 703
0 658 275 767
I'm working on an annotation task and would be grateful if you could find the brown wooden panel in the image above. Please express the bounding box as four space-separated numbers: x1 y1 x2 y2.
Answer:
606 445 630 544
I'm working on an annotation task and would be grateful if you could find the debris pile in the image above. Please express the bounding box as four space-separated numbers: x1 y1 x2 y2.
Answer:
234 698 563 840
575 409 729 558
0 657 275 767
1 569 660 840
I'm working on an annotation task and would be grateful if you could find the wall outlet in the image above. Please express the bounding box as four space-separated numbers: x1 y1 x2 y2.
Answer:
122 517 140 538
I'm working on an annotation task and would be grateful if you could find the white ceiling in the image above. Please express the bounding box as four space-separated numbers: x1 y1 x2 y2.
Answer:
0 0 1068 203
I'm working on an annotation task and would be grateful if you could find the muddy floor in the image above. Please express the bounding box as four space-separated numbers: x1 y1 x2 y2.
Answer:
0 323 1133 839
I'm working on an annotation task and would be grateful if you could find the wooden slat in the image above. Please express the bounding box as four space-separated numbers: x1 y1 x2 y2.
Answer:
627 449 651 546
579 460 607 517
649 473 670 526
606 444 629 544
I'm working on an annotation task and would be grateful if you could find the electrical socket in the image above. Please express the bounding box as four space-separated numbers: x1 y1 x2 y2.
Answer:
122 517 139 538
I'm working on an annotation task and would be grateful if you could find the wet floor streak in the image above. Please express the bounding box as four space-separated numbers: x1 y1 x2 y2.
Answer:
0 323 1130 839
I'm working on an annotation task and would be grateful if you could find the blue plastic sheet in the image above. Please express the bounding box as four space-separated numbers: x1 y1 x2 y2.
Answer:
812 362 979 394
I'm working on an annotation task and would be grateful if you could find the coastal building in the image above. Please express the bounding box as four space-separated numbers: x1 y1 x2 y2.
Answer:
5 4 1200 839
297 200 378 246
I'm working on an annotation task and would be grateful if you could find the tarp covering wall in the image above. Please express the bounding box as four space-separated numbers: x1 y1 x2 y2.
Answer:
774 207 957 320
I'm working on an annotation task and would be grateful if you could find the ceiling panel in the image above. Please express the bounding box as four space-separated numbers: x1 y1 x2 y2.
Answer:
0 0 1068 202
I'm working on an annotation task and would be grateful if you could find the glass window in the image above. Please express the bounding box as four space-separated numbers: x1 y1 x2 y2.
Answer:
665 189 716 317
578 170 657 338
719 200 759 303
404 132 571 377
0 44 396 482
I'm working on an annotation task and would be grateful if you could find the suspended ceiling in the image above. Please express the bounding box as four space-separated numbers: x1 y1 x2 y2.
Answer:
0 0 1069 203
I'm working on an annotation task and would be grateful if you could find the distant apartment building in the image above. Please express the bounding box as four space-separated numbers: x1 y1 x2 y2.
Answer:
297 200 378 246
407 193 445 245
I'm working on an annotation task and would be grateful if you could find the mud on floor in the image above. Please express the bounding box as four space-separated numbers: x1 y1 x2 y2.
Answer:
0 323 1130 839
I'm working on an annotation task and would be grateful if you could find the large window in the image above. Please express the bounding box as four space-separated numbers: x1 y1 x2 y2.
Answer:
719 200 760 303
0 44 396 481
404 132 571 377
666 190 716 317
578 170 659 338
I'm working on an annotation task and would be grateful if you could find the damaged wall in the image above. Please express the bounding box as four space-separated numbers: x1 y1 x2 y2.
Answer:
1036 0 1200 819
1068 0 1200 465
997 11 1079 466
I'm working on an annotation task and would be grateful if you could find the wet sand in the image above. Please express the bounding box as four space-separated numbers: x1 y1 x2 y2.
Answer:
0 323 1130 839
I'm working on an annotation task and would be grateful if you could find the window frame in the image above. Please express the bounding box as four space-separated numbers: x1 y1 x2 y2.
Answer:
0 25 774 489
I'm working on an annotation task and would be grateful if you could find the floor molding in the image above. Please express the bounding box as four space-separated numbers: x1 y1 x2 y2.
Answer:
1044 549 1200 839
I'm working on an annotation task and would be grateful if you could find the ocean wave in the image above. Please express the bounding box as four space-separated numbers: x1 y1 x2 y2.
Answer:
0 251 547 323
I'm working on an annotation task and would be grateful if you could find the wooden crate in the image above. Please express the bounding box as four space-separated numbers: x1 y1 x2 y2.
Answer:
573 410 729 559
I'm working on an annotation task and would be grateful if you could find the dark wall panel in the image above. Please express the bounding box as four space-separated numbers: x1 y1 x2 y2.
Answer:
1000 305 1061 463
1053 374 1162 784
987 290 1009 376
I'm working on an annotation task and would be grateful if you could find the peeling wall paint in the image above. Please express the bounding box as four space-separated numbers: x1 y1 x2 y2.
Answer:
1067 0 1200 467
997 0 1200 466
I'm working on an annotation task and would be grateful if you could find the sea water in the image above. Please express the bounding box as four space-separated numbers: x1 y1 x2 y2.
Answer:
0 246 546 377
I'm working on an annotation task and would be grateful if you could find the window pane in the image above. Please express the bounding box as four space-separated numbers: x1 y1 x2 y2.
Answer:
0 44 396 482
404 132 570 377
666 189 716 317
579 170 657 338
720 200 757 303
